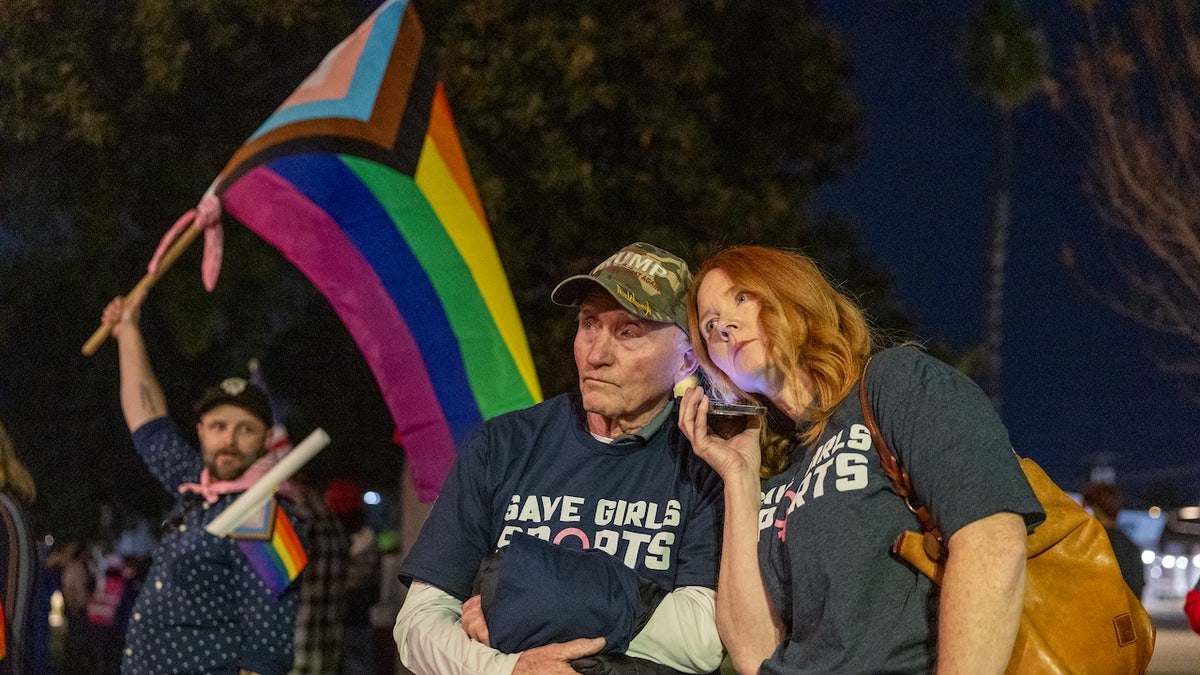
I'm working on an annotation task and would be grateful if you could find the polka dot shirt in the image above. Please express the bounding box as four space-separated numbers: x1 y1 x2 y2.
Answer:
125 417 303 675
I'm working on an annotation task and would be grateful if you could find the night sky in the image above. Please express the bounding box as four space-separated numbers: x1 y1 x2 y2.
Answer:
812 2 1200 503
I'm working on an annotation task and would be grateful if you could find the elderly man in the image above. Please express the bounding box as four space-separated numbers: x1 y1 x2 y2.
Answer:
101 291 305 675
395 242 724 675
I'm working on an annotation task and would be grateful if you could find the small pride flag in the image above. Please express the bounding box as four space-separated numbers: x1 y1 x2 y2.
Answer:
231 496 308 596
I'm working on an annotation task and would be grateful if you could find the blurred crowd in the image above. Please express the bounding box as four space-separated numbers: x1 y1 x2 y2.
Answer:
23 474 405 675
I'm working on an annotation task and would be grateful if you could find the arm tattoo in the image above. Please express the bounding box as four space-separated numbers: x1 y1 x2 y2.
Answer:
138 383 162 416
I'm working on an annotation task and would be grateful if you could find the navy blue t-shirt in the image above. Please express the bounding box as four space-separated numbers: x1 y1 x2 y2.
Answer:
400 394 723 600
758 346 1044 674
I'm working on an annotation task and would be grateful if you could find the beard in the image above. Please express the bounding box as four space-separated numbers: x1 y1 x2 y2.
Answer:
206 449 257 481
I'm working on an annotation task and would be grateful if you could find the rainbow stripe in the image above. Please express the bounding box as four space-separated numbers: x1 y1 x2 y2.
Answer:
234 501 308 597
214 0 541 501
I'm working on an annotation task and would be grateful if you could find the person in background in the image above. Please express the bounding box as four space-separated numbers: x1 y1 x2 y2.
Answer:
1185 577 1200 635
394 242 725 675
100 290 306 675
53 540 96 675
1081 482 1145 600
85 519 154 675
289 471 350 675
323 478 381 675
0 421 38 675
678 245 1045 674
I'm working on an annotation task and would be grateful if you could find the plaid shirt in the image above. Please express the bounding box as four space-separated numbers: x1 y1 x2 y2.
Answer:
289 487 350 675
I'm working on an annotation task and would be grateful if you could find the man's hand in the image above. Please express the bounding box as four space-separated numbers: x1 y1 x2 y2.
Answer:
100 289 147 341
460 594 490 646
104 287 167 431
513 637 606 675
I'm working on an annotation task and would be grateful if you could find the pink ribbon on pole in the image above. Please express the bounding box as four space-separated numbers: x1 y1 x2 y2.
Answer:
148 193 224 291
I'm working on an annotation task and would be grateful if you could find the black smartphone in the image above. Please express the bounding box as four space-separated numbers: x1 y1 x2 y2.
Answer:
707 402 767 416
706 400 765 438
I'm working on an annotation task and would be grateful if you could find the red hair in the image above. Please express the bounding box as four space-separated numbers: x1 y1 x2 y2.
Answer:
688 246 875 474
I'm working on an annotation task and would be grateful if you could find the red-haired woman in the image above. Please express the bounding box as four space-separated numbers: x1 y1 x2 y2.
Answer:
678 246 1044 674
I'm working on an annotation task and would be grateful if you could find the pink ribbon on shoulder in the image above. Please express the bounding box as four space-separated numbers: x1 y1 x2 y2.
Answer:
178 450 279 504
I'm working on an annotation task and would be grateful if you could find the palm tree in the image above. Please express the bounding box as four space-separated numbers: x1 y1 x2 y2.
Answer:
964 0 1047 410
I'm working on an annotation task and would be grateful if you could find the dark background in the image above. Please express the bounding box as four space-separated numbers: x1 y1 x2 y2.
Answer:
813 1 1200 503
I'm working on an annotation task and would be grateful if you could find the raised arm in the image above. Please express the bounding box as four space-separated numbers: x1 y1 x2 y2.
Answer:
101 291 168 431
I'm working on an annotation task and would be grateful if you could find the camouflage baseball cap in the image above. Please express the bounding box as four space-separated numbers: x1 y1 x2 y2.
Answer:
551 242 693 330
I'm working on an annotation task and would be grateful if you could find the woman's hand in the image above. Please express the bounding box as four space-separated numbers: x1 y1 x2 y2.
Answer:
677 386 762 483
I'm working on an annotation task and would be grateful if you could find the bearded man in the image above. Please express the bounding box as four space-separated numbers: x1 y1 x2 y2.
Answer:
101 291 306 675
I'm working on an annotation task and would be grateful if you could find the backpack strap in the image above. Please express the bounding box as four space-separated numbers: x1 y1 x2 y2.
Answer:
858 357 946 555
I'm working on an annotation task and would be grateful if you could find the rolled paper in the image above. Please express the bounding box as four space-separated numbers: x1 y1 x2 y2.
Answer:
205 427 331 537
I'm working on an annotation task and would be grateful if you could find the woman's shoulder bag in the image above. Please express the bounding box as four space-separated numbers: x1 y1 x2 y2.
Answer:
858 364 1155 674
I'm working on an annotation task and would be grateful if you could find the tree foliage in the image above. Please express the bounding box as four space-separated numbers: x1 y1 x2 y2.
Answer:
0 0 896 537
1069 0 1200 398
418 0 870 393
0 0 377 538
962 0 1048 406
965 0 1049 110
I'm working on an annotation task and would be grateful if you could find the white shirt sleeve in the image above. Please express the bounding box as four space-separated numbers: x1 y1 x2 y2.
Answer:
393 580 522 675
625 585 724 673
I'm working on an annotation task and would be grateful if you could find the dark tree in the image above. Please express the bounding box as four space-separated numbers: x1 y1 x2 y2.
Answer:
1069 0 1200 401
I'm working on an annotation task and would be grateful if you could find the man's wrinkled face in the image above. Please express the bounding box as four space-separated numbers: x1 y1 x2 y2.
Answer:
573 292 691 426
196 404 269 481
